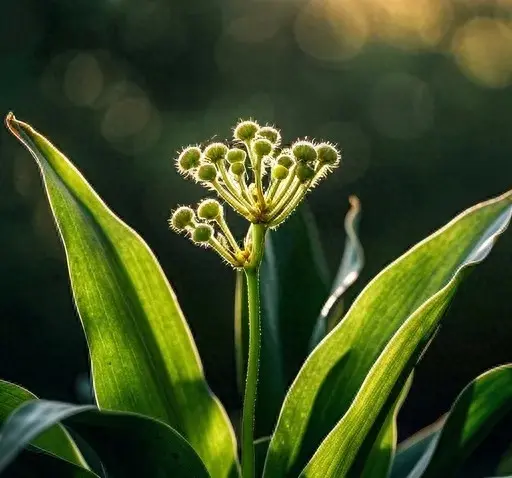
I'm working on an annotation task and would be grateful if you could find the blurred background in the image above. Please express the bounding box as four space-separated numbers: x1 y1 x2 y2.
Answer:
0 0 511 442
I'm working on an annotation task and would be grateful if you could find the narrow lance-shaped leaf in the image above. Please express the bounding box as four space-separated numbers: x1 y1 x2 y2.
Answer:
5 114 238 478
407 364 512 478
310 195 364 348
0 399 209 477
0 379 88 470
264 190 512 477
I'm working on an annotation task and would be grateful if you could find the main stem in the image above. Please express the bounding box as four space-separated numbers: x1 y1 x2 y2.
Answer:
241 223 266 478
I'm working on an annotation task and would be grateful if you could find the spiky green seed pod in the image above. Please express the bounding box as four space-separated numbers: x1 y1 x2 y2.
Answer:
292 141 317 163
316 143 340 166
197 164 217 182
272 164 289 181
256 126 281 145
226 148 247 164
252 138 273 158
234 120 260 142
177 146 201 173
197 199 222 221
230 161 246 176
296 162 315 183
204 143 228 163
277 154 294 169
170 206 195 231
192 224 213 243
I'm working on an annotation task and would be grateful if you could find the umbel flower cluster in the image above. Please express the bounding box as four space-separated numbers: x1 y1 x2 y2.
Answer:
169 120 341 268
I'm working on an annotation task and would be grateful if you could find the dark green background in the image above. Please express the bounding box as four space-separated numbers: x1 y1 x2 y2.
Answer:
0 0 510 442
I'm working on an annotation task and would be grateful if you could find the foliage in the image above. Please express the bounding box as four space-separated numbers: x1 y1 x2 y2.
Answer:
0 114 510 478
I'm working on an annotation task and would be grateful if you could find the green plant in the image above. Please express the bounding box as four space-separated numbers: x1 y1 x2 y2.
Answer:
0 113 510 478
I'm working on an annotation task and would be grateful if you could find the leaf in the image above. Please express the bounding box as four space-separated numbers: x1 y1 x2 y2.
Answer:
407 364 512 478
0 400 210 477
310 195 364 348
360 374 413 478
5 114 238 478
255 437 271 478
0 380 88 470
390 421 443 478
263 190 512 477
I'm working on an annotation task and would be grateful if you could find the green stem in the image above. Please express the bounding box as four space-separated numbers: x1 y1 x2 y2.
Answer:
241 223 266 478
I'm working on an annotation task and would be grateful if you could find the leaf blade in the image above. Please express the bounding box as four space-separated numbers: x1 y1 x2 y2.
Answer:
5 114 238 478
0 379 88 470
264 190 512 477
0 400 210 477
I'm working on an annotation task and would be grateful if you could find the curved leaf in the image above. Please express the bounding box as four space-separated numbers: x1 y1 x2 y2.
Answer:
408 365 512 478
0 400 210 477
310 195 364 348
0 380 87 470
5 114 238 478
264 190 512 477
390 421 443 478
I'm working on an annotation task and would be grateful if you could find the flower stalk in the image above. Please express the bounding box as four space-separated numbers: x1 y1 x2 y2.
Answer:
169 120 341 477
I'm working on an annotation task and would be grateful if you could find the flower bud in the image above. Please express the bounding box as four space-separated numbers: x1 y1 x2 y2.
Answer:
252 138 273 157
204 143 228 163
170 206 195 231
234 120 260 142
230 161 246 176
277 154 294 169
272 164 289 181
226 148 247 164
256 126 281 145
197 199 222 221
292 140 317 163
197 164 217 182
192 224 213 243
177 146 201 172
316 143 341 166
296 162 315 183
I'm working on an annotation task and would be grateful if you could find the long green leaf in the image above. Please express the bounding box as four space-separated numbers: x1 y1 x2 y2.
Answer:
264 190 512 477
5 114 238 478
310 195 364 348
0 380 87 470
407 364 512 478
0 399 209 477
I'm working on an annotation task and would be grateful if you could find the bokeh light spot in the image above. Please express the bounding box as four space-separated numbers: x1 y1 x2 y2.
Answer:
64 53 104 107
102 96 151 139
452 18 512 89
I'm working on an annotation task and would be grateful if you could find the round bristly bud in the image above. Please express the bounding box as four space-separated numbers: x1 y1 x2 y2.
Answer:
204 143 228 163
192 224 213 243
292 141 317 163
276 154 294 169
252 138 273 157
170 206 194 231
177 146 201 172
197 199 222 221
234 120 260 142
296 162 315 183
197 164 217 182
230 161 246 176
272 164 289 181
226 148 247 164
256 126 281 145
316 143 340 166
